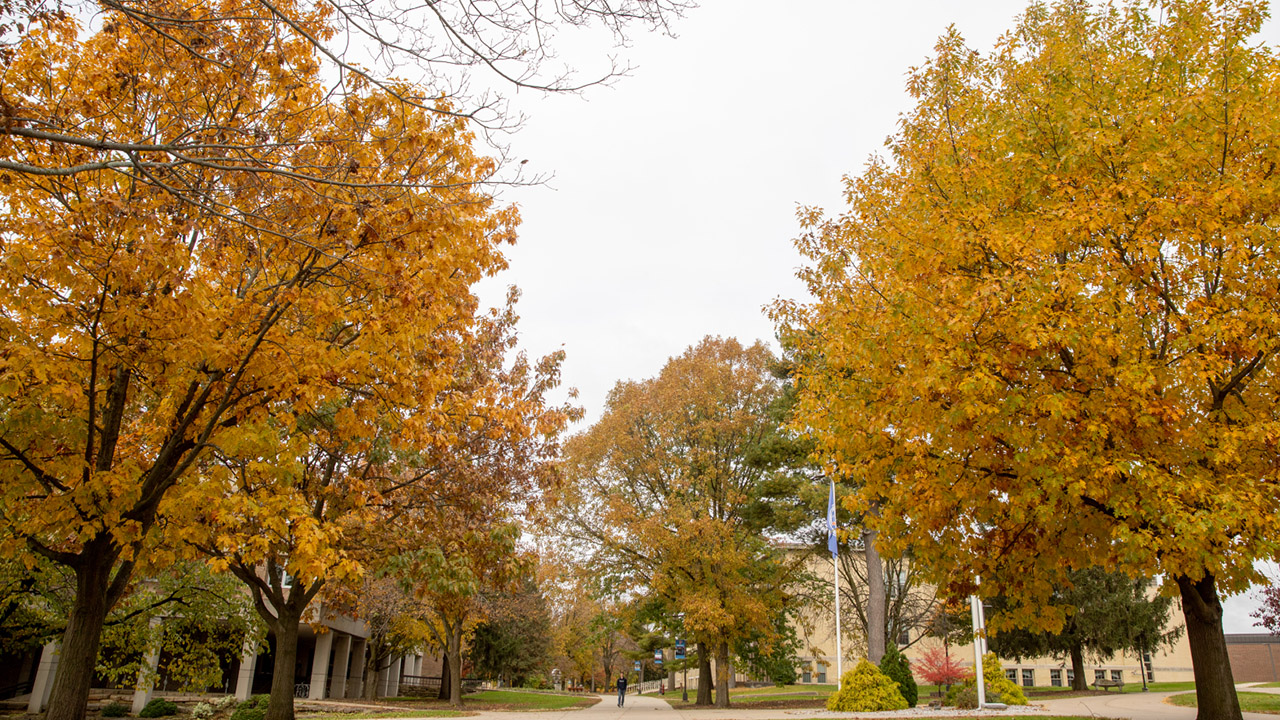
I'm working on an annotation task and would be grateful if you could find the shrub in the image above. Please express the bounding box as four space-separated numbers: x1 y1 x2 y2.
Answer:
229 707 264 720
230 696 270 720
980 653 1028 705
825 659 909 712
952 685 978 709
101 701 130 717
138 699 178 718
214 696 238 709
879 645 918 707
943 653 1028 707
191 702 214 719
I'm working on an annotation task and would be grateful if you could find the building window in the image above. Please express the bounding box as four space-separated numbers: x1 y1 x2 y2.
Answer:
1050 669 1062 687
1066 669 1075 685
1022 669 1034 687
1006 669 1017 682
1094 669 1106 682
1111 670 1122 682
1142 652 1154 683
898 629 910 646
801 670 811 683
816 671 826 683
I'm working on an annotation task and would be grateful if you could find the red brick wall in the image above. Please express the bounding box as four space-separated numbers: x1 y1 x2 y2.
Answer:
1227 642 1280 683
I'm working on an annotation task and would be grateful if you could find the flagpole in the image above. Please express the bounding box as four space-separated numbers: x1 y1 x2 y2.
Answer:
828 480 842 688
834 551 842 686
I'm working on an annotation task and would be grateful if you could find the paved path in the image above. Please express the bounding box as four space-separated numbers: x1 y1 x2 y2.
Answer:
449 685 1280 720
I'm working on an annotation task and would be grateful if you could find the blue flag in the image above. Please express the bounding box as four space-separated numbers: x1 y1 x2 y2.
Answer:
827 480 838 556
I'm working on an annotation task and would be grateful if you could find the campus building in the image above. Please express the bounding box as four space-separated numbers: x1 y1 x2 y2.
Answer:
791 552 1207 689
7 597 444 713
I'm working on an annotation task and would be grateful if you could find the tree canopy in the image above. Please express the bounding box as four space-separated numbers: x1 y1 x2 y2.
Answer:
776 2 1280 718
988 567 1181 691
549 336 803 707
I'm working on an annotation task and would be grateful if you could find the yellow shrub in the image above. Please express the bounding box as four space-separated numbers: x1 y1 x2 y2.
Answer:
825 659 909 712
981 653 1028 706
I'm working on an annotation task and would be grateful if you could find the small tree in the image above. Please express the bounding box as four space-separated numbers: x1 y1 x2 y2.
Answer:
913 647 969 694
878 645 917 707
1253 584 1280 635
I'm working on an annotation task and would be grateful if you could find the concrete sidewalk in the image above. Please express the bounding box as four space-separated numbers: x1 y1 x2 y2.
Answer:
376 686 1280 720
456 692 1048 719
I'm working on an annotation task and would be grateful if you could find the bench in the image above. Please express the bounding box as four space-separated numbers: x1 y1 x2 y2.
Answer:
1092 678 1125 692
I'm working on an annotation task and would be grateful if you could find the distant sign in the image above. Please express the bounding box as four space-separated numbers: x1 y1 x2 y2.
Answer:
675 639 686 660
634 660 642 671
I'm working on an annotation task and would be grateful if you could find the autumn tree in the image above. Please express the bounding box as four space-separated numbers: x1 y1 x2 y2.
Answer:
0 4 521 719
1 0 690 185
399 522 526 706
550 337 800 708
777 2 1280 719
988 568 1181 691
343 577 431 701
912 647 969 694
1253 582 1280 635
184 297 569 720
836 546 937 660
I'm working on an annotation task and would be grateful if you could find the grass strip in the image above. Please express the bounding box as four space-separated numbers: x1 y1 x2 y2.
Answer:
1167 691 1280 714
300 707 471 712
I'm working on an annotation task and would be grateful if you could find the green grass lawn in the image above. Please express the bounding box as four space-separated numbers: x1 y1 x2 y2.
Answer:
300 707 471 712
1256 682 1280 689
1167 691 1280 714
643 684 835 707
1122 681 1197 694
464 690 597 710
303 689 596 715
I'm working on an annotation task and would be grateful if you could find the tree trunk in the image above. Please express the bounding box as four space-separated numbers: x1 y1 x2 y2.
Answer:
363 643 383 700
695 642 712 705
1069 642 1087 691
265 617 301 720
863 527 887 663
446 625 463 708
1176 573 1242 720
437 654 451 701
714 641 730 708
45 559 114 720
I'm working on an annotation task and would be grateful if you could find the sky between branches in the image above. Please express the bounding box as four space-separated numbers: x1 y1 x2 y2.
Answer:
471 0 1280 633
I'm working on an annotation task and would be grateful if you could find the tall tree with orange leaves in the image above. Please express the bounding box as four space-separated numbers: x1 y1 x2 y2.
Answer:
180 297 573 720
777 3 1280 719
550 337 800 708
0 5 516 720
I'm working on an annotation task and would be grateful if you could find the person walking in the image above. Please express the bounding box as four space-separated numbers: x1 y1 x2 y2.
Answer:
616 674 628 707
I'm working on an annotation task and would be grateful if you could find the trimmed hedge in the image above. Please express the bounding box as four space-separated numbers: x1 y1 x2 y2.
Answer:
825 659 909 712
101 701 130 718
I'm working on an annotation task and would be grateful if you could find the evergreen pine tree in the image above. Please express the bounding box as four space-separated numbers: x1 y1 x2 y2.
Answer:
878 645 918 708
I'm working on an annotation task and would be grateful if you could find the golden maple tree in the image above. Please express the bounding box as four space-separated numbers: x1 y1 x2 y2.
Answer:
178 297 572 719
0 4 518 720
551 337 798 708
776 3 1280 719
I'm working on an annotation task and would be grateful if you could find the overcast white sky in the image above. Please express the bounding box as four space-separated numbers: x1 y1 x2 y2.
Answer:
472 1 1280 633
